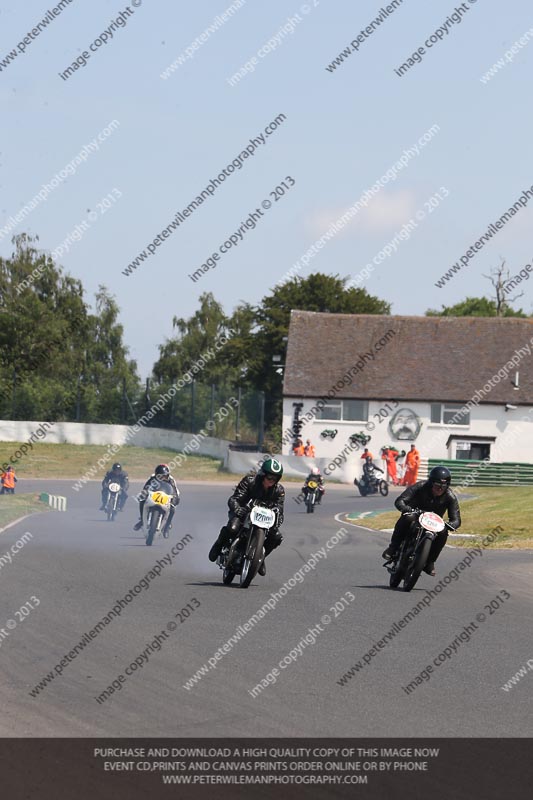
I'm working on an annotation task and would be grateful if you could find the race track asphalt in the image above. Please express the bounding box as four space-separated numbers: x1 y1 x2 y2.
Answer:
0 479 531 737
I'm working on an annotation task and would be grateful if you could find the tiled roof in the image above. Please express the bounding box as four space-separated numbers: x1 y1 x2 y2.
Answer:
283 311 533 404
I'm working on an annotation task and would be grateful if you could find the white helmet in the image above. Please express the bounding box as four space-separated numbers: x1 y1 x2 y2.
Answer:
311 467 320 475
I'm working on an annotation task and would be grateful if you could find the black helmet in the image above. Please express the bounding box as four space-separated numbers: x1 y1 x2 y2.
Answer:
155 464 170 480
428 466 451 488
112 463 121 471
258 457 283 482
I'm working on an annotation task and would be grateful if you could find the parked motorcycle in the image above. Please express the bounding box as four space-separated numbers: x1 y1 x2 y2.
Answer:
105 482 122 522
144 480 174 546
216 502 276 588
304 479 319 513
385 511 454 592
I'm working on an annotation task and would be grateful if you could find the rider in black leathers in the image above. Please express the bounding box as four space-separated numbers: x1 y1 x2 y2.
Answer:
208 458 285 576
100 463 129 511
382 466 461 576
362 456 384 486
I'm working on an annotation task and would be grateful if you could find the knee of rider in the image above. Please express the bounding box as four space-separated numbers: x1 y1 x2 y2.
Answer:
228 517 241 535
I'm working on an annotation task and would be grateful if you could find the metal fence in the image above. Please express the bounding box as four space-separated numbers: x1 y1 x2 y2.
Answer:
427 458 533 486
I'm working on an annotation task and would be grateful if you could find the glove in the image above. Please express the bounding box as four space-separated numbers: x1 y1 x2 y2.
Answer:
235 507 247 520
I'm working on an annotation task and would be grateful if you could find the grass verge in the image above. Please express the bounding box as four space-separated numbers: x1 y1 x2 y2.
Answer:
0 493 50 529
353 487 533 549
0 442 302 482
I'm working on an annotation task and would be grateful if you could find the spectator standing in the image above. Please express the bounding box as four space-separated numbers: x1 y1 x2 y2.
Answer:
293 439 305 456
1 466 17 494
360 447 374 460
304 439 315 457
402 444 421 485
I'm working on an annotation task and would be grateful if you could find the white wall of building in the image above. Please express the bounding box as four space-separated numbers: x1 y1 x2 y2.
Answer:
282 398 533 482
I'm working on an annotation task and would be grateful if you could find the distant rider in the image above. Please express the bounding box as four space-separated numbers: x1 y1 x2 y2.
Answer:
100 462 129 511
133 464 180 535
362 456 383 486
302 466 325 504
208 458 285 576
382 466 461 576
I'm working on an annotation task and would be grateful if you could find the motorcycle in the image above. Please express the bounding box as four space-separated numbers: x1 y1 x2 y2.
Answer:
349 432 372 447
144 480 175 546
354 471 388 497
304 479 320 513
105 482 122 522
217 502 276 588
385 511 454 592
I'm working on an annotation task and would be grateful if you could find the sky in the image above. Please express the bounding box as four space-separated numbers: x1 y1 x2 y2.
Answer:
2 0 533 378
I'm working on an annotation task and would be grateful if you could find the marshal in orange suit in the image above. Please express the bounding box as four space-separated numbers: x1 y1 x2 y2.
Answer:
402 444 420 486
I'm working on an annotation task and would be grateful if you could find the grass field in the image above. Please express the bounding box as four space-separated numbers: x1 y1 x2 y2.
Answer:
0 493 50 530
0 441 302 482
357 487 532 549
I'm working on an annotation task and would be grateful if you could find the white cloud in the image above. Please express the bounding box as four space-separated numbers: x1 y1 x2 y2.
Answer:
308 190 418 238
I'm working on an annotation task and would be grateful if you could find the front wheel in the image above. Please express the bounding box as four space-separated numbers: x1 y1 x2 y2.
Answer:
146 510 160 546
240 528 265 588
306 494 315 513
379 480 389 497
403 538 432 592
389 543 409 589
222 567 235 585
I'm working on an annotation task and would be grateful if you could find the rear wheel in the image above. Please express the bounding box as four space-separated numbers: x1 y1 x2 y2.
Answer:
358 484 368 496
240 528 265 588
403 538 432 592
146 511 160 546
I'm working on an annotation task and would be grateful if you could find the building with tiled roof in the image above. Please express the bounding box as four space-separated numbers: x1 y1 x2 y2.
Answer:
281 311 533 481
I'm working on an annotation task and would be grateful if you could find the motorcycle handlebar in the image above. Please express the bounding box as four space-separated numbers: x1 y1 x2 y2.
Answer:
402 510 456 531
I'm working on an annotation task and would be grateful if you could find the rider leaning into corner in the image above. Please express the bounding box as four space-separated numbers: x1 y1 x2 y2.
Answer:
133 464 180 534
208 458 285 577
362 455 384 482
382 466 461 577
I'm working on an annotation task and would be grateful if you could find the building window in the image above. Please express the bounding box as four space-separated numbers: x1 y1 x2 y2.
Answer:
431 403 470 426
317 400 368 421
455 441 491 460
317 402 342 421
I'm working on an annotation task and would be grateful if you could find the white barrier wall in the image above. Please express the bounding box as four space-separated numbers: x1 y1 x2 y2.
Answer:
0 420 230 460
226 451 356 482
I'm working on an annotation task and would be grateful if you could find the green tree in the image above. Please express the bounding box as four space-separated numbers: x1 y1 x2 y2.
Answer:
0 234 140 421
83 287 140 423
246 273 391 431
426 297 526 317
151 276 390 438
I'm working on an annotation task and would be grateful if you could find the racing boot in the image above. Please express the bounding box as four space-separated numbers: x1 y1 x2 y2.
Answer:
208 526 230 562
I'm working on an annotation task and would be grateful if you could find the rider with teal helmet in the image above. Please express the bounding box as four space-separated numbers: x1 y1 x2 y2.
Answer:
208 457 285 576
